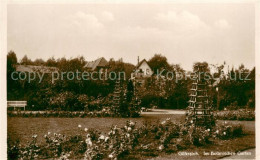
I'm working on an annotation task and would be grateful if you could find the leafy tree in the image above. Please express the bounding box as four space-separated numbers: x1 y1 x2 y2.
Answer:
33 58 45 66
7 51 18 100
126 80 134 102
46 57 57 67
20 55 33 65
193 62 210 73
108 59 135 79
148 54 170 75
7 51 17 73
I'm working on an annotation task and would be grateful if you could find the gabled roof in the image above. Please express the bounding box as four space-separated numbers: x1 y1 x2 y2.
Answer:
84 57 108 70
136 59 149 69
15 65 58 73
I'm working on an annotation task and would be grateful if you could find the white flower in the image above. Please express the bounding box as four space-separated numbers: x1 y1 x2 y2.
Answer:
48 132 51 135
207 129 210 132
108 154 113 158
84 128 88 132
126 133 130 138
158 145 164 150
161 121 166 125
190 120 193 124
124 126 127 130
224 121 227 124
32 134 37 138
44 134 47 138
223 132 226 135
99 135 105 140
105 137 109 142
85 138 92 146
224 108 227 111
78 124 82 128
216 130 219 134
129 121 135 126
127 127 132 131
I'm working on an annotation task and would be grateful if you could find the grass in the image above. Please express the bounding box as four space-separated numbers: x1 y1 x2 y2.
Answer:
8 114 255 159
8 114 185 144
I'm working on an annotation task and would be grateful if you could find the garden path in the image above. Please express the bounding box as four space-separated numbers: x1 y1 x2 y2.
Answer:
141 109 186 115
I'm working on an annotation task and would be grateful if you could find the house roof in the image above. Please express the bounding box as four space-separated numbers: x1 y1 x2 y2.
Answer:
15 65 58 73
84 57 108 70
136 59 149 69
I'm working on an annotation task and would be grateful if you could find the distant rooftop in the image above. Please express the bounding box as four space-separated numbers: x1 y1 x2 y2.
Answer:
15 65 58 73
84 57 108 71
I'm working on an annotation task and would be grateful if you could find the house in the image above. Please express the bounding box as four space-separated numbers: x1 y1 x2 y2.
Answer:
131 59 153 79
84 57 108 72
131 58 153 86
15 65 58 73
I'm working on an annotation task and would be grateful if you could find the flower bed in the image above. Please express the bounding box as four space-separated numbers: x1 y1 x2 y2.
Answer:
8 119 244 159
214 109 255 121
7 108 128 118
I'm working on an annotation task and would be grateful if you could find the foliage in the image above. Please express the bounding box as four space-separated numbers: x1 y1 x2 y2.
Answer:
7 52 255 111
214 109 255 121
213 122 243 140
212 64 255 110
7 110 115 118
181 124 211 146
148 54 171 75
20 55 33 65
8 119 245 159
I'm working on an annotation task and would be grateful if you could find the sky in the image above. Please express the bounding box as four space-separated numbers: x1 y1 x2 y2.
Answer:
7 3 255 71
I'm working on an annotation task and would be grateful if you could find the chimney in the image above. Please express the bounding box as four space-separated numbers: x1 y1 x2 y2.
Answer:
137 56 140 65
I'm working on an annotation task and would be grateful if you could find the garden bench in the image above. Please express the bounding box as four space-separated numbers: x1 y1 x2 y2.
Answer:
7 101 27 110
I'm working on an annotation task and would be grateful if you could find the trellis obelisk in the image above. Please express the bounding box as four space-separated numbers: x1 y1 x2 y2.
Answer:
187 64 215 127
112 79 123 115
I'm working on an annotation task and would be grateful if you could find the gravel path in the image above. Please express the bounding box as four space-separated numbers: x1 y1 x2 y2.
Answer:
141 109 186 115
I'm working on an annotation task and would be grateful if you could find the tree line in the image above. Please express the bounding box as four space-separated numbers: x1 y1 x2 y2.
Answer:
7 51 255 111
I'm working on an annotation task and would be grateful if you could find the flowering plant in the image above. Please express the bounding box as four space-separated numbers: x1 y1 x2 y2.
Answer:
8 119 245 159
215 109 255 121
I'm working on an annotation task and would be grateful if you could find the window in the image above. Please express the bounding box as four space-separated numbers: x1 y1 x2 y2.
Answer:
146 69 150 75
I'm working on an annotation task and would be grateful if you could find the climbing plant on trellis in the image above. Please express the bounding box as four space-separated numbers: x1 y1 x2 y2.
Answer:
112 79 141 117
186 64 215 128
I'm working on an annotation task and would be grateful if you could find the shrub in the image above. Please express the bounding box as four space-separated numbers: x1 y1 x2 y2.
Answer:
49 91 76 111
8 119 245 159
213 122 243 140
215 109 255 121
7 110 116 118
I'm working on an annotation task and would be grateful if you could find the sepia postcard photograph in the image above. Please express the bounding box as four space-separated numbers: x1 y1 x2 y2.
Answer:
0 0 259 159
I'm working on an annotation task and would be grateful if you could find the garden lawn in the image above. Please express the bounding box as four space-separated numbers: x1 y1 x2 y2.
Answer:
8 115 255 160
8 114 185 145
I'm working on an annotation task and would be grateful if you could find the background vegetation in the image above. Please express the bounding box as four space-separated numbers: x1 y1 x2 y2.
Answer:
7 51 255 111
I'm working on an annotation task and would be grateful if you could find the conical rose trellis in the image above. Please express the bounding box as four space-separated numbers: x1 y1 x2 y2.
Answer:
186 64 215 127
112 79 123 115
